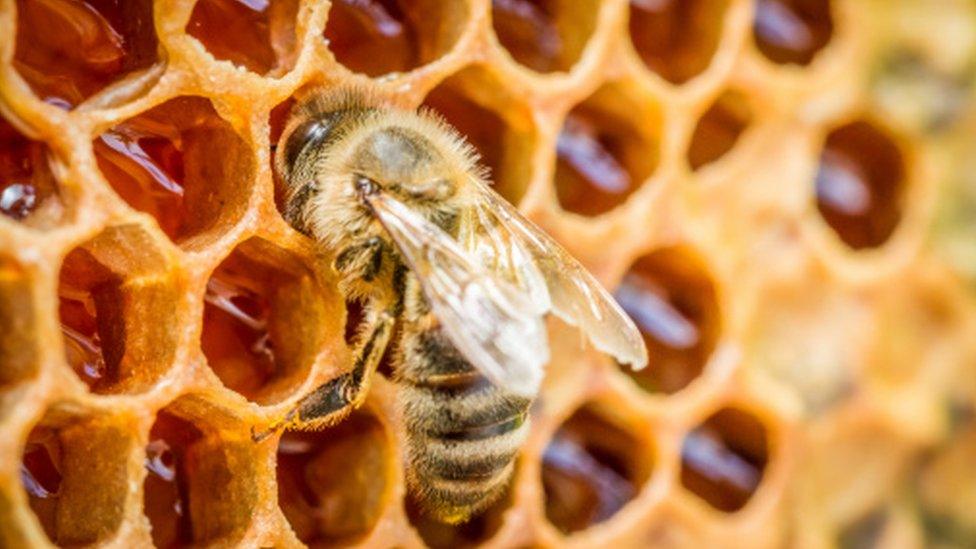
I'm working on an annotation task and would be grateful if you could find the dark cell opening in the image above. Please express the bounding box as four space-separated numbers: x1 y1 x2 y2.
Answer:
542 405 651 533
555 85 659 216
202 238 326 404
688 90 752 170
492 0 600 73
13 0 158 108
0 116 60 226
187 0 300 75
277 411 390 545
93 96 253 247
753 0 833 66
615 248 720 394
629 0 730 84
680 408 769 512
325 0 467 76
815 120 905 249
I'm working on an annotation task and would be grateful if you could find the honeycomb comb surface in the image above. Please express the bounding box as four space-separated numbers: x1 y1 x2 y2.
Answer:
1 0 976 547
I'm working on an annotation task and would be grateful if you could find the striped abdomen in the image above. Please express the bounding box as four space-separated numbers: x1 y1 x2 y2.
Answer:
396 328 532 524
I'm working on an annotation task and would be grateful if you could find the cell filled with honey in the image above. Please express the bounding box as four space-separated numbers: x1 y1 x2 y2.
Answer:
555 83 661 216
0 116 61 227
629 0 730 84
12 0 158 108
492 0 601 73
93 96 253 248
186 0 300 75
753 0 834 66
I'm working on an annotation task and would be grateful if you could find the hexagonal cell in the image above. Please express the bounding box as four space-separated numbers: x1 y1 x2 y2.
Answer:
614 247 720 394
143 402 261 547
687 90 752 171
815 120 906 250
680 407 769 513
555 83 661 216
12 0 158 109
21 411 138 545
628 0 730 84
0 259 38 391
407 485 509 548
93 96 254 248
753 0 834 66
542 403 654 534
324 0 468 77
57 225 179 394
276 410 391 545
491 0 601 73
186 0 300 75
202 238 331 404
422 70 536 205
0 115 63 228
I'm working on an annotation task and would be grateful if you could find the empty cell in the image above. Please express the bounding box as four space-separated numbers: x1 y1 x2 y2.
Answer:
0 259 38 390
93 97 253 246
201 238 328 404
542 405 653 534
629 0 730 84
753 0 833 66
687 90 752 170
324 0 467 76
0 116 62 227
815 120 905 249
276 411 391 545
21 413 137 545
186 0 300 75
143 403 260 546
13 0 158 109
423 72 535 205
57 225 179 394
614 248 720 394
492 0 600 73
680 407 769 512
555 84 660 216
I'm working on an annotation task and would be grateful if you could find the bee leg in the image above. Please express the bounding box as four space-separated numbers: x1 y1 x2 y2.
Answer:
251 309 394 442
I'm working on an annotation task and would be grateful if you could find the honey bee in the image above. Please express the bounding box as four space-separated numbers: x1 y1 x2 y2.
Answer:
258 87 648 523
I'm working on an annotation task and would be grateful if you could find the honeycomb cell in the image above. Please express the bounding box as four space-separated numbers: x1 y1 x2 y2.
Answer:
186 0 300 75
21 412 137 545
143 404 259 547
491 0 601 73
555 83 661 216
0 260 37 390
680 407 769 513
688 90 752 171
0 115 62 227
57 225 179 394
753 0 834 66
12 0 158 109
628 0 730 84
423 71 536 205
276 410 391 545
324 0 468 77
815 120 906 250
93 96 253 247
201 238 329 404
614 248 720 394
542 404 653 534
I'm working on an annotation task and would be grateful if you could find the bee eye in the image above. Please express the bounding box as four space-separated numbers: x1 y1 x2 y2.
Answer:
282 118 332 173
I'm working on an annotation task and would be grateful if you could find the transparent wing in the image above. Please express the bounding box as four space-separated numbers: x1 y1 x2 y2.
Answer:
366 192 548 396
471 180 648 370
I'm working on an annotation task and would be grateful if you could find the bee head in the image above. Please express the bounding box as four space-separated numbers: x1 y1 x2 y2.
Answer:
351 126 457 203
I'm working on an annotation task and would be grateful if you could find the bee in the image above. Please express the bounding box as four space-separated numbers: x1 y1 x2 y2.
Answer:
257 87 648 524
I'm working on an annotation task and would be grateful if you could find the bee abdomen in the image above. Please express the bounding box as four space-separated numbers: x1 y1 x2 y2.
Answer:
398 327 533 522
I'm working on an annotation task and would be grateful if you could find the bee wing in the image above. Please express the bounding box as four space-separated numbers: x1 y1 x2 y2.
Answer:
366 192 548 397
472 181 648 370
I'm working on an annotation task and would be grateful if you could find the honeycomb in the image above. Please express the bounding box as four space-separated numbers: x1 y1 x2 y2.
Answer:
1 0 976 547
